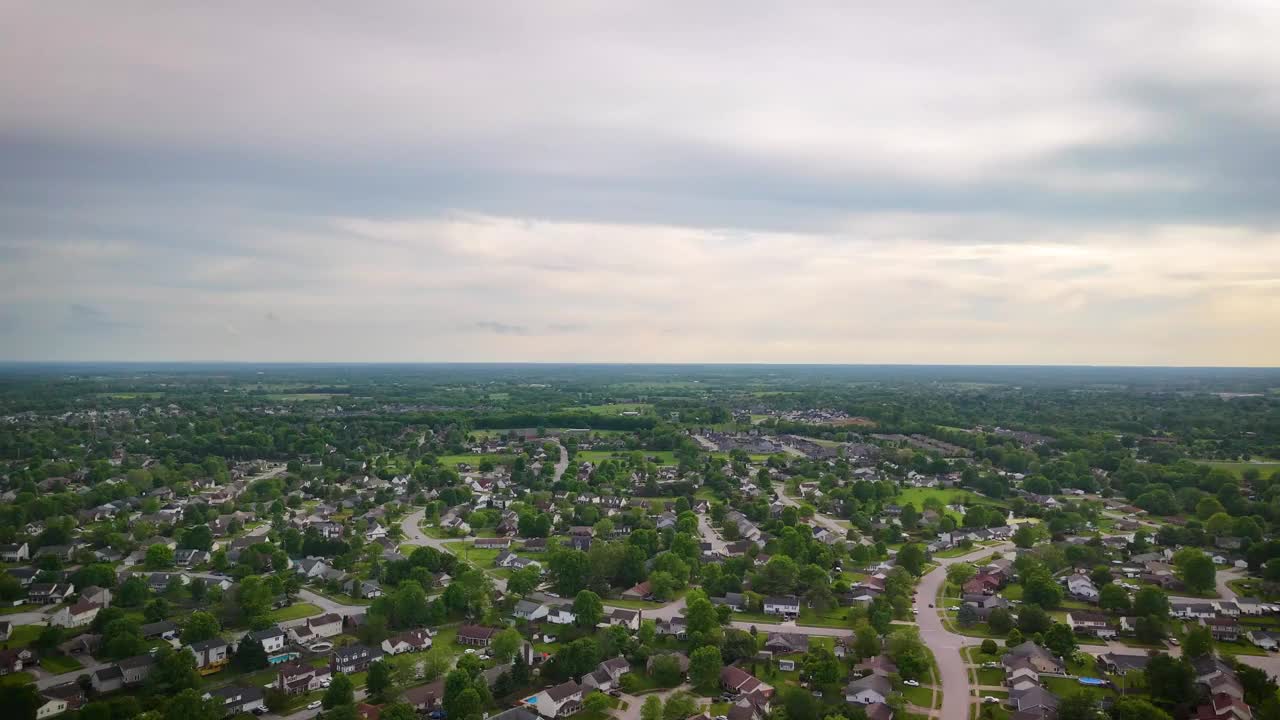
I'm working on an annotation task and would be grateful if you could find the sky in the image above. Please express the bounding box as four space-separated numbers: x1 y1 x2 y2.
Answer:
2 1 1279 365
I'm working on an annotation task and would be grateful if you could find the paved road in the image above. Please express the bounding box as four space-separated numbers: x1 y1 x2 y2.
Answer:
399 508 508 593
696 513 728 555
613 684 691 720
916 542 1014 720
773 486 851 539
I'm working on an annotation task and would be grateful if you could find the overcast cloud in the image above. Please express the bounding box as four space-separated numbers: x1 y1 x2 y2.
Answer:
1 1 1278 364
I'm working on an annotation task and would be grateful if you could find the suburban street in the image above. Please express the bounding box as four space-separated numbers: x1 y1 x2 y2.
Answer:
915 542 1013 720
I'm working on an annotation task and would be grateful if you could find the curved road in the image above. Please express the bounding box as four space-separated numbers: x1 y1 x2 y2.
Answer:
915 542 1014 720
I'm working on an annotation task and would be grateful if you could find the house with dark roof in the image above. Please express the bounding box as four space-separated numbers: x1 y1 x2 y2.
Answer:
457 625 498 646
205 686 266 716
525 680 583 718
331 644 383 674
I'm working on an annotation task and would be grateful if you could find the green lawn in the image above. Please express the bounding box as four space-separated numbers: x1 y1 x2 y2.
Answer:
0 604 39 615
434 454 516 467
962 646 1002 665
1000 584 1023 601
895 488 1008 510
977 669 1005 686
269 602 323 622
40 655 84 674
579 403 653 415
4 624 42 648
0 672 33 687
1195 459 1280 479
455 545 502 568
575 450 678 465
902 684 934 707
798 605 854 628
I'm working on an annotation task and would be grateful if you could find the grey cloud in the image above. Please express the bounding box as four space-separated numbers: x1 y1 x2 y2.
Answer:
473 321 529 336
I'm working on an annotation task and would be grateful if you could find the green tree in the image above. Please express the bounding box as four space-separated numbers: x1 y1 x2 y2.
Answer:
1111 698 1173 720
584 692 613 716
144 544 174 570
1184 626 1214 658
367 660 394 703
1013 525 1042 549
854 624 881 660
1043 623 1078 658
147 645 201 695
573 590 604 628
690 646 723 689
117 576 150 607
1057 690 1103 720
641 696 664 720
1017 604 1052 635
988 607 1014 635
1144 655 1195 705
380 704 419 720
946 563 976 588
180 611 221 644
233 636 269 671
663 693 699 720
162 689 223 720
896 543 927 576
1099 584 1131 613
491 628 524 664
1132 588 1169 618
323 673 355 709
1173 549 1216 594
507 566 541 597
650 654 684 687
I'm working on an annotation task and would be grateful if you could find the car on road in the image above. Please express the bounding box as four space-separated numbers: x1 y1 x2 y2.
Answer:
904 680 920 687
948 606 960 611
928 603 934 608
307 701 322 710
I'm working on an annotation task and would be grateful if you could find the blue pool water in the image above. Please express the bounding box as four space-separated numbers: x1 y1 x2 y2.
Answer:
1078 677 1106 686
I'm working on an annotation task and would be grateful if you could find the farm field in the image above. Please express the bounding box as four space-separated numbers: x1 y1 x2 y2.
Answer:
1195 458 1280 479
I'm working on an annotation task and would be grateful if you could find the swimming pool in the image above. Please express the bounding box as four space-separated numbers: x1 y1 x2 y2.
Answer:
1078 677 1106 686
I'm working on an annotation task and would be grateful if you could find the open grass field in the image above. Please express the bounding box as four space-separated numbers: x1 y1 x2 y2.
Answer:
1196 459 1280 479
902 684 934 707
265 393 342 401
434 453 516 467
580 403 653 415
575 450 678 465
454 545 501 568
269 602 323 622
895 487 1007 509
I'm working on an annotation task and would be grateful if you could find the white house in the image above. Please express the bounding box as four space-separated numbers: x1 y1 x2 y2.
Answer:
525 680 583 718
763 596 801 616
381 629 433 656
845 674 891 705
1066 575 1099 602
0 543 29 563
51 600 101 629
246 627 287 655
546 605 576 625
515 600 549 622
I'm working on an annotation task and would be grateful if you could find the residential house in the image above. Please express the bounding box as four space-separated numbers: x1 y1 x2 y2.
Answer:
655 617 687 639
0 543 29 562
118 653 156 685
711 593 747 612
51 600 101 629
605 607 641 631
28 583 75 605
1248 631 1280 651
1196 694 1253 720
1096 653 1152 675
403 679 445 711
0 647 33 675
855 655 898 677
247 626 288 655
1201 617 1242 642
331 644 384 674
963 575 1001 596
621 581 651 601
525 680 583 718
581 657 631 692
1066 612 1117 639
764 633 808 655
457 625 498 647
546 604 576 625
721 666 773 697
474 538 511 551
1002 642 1065 675
277 662 332 695
382 629 433 655
1066 575 1099 602
174 549 210 568
80 586 112 607
763 596 801 616
186 638 230 675
845 674 892 705
205 686 266 717
514 600 549 622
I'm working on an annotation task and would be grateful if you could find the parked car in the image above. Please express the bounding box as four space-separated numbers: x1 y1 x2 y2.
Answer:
307 701 322 710
904 680 920 687
984 697 999 704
